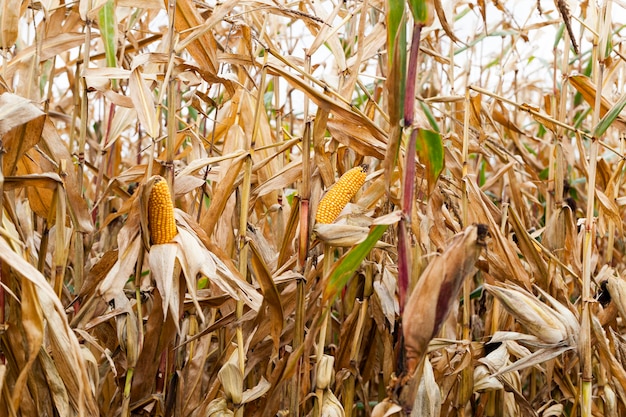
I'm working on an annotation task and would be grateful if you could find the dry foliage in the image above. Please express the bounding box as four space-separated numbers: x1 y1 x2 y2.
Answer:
2 1 626 417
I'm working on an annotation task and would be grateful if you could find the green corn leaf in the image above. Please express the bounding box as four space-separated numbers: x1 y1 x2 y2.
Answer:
387 0 405 69
419 101 440 132
323 225 388 303
386 0 406 123
593 91 626 137
98 0 117 69
416 129 444 195
408 0 434 25
384 0 406 174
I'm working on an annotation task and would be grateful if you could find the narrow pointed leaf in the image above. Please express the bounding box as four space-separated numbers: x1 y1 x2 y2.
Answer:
593 91 626 137
249 239 284 352
323 225 388 303
415 129 443 195
129 68 159 138
98 0 117 68
384 0 406 185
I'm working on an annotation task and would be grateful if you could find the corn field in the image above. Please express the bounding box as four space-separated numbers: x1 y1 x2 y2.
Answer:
2 0 626 416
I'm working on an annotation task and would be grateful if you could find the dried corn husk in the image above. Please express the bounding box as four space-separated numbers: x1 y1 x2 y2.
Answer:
316 354 335 390
604 276 626 322
217 351 243 405
371 400 403 417
403 224 488 375
411 358 441 417
321 389 345 417
204 398 234 417
484 283 578 346
314 223 392 247
601 384 617 417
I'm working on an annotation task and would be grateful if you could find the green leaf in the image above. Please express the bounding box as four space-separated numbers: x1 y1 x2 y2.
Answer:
323 225 388 303
419 101 440 132
416 129 444 195
387 0 405 68
384 0 407 171
98 0 117 69
593 91 626 137
197 277 209 289
553 23 565 50
408 0 433 25
386 0 406 120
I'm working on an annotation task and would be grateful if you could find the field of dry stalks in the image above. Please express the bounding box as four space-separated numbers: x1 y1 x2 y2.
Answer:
3 0 626 416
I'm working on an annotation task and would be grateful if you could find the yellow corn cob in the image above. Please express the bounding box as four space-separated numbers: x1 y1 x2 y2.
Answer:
315 165 367 224
148 176 178 244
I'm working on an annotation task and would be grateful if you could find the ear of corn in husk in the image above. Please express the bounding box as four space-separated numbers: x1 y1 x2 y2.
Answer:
147 176 178 245
315 165 367 224
321 389 345 417
217 351 243 405
411 358 441 417
402 224 488 376
603 275 626 323
204 398 234 417
484 283 578 346
602 384 618 417
112 294 139 367
533 285 579 339
316 354 335 390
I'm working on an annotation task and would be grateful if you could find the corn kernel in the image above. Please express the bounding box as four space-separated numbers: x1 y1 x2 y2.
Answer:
148 177 178 244
315 165 367 224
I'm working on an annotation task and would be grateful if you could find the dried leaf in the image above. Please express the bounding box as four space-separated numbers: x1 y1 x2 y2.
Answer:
249 239 283 353
129 68 159 138
0 93 44 137
0 0 21 49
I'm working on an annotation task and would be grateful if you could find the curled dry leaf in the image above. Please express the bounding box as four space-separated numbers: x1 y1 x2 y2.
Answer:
0 92 45 136
402 224 488 376
371 399 403 417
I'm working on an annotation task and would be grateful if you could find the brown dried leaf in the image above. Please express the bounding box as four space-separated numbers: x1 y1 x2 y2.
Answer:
433 0 461 44
41 120 94 233
0 93 44 137
129 68 159 138
0 236 98 414
98 215 142 300
249 239 284 353
569 75 617 120
0 0 22 49
10 279 43 412
202 153 246 238
8 32 85 72
173 0 235 95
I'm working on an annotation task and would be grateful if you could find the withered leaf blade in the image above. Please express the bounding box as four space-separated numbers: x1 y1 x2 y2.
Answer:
402 224 487 375
249 239 284 353
129 68 159 138
0 93 44 137
2 115 45 176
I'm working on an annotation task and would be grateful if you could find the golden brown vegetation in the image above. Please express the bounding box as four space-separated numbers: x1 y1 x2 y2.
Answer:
2 1 626 417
